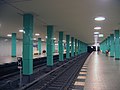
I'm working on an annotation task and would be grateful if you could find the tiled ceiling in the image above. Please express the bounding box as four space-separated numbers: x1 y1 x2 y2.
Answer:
0 0 120 44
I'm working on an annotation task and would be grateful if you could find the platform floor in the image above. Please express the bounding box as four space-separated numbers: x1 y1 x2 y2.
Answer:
73 52 120 90
0 53 60 65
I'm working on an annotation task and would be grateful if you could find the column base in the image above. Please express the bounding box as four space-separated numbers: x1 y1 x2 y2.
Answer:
115 58 120 60
22 74 33 85
44 66 53 73
11 56 16 57
63 59 68 63
70 56 75 59
66 58 70 60
56 61 63 67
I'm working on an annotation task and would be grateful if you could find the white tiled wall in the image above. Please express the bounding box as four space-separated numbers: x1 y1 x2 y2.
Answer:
0 37 46 56
0 38 22 56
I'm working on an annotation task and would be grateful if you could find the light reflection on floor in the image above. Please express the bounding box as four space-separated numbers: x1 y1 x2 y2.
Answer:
84 52 120 90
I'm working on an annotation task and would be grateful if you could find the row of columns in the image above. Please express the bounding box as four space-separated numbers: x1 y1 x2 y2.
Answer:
10 14 88 75
100 30 120 60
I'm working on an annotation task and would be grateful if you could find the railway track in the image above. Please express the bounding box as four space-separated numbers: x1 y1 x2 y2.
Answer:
0 53 89 90
0 54 63 80
19 53 90 90
0 54 66 90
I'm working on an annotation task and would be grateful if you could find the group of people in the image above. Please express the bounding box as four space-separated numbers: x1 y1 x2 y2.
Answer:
97 48 110 56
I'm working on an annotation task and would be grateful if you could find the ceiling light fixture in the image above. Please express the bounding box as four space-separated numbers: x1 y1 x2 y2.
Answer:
41 39 45 41
33 38 37 40
53 38 56 40
55 44 58 46
94 16 105 21
99 34 104 37
35 33 40 36
7 34 12 37
63 40 66 43
19 29 25 33
55 41 58 43
94 27 101 30
19 29 24 32
94 32 99 35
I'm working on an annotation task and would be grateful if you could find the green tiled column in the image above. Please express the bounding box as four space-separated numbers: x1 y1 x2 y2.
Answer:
11 33 16 57
82 43 84 52
104 40 106 53
105 37 109 53
80 41 82 53
105 39 107 53
59 32 64 61
114 30 120 60
75 39 78 55
38 38 41 54
107 36 110 51
83 43 85 52
66 35 70 59
23 14 33 75
47 25 53 66
53 40 55 53
103 40 105 53
83 43 85 53
57 41 58 53
106 38 108 50
80 41 82 54
85 44 87 52
110 34 114 57
82 42 84 53
78 40 80 54
101 42 103 53
79 41 81 54
71 37 74 57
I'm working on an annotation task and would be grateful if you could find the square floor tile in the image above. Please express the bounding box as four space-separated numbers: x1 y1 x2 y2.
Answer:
81 69 87 72
77 76 86 79
74 81 85 86
79 72 87 74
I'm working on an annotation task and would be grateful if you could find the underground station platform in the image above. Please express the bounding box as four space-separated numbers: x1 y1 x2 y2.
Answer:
0 0 120 90
1 52 120 90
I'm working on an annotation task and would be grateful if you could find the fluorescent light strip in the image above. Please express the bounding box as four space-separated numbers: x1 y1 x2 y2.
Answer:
94 27 101 30
35 33 40 36
99 34 104 37
33 38 37 40
19 29 24 32
19 29 25 33
94 16 105 21
7 34 12 37
41 39 45 41
63 40 66 43
94 32 99 35
55 44 58 46
53 38 56 40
